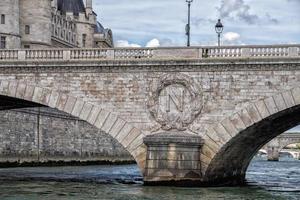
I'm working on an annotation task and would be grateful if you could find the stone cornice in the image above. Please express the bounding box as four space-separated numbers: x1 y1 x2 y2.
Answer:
0 57 299 73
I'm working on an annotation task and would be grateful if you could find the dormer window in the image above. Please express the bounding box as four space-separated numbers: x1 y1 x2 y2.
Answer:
25 25 30 34
82 34 86 47
0 36 6 49
1 14 5 24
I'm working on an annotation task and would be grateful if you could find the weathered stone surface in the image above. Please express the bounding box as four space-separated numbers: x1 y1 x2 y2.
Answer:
255 100 270 119
143 132 203 183
0 107 133 164
0 54 299 185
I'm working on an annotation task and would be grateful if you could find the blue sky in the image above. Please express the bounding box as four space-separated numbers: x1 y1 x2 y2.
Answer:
93 0 300 47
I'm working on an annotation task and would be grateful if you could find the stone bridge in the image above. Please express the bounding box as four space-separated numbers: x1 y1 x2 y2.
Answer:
0 44 300 186
264 133 300 161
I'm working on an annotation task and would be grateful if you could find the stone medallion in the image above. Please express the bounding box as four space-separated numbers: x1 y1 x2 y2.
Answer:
147 73 203 131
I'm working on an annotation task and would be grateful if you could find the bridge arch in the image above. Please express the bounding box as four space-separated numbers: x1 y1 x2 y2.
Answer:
0 80 146 172
277 139 300 153
202 86 300 185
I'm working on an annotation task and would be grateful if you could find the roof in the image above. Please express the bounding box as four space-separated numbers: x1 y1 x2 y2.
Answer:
57 0 86 16
95 22 105 33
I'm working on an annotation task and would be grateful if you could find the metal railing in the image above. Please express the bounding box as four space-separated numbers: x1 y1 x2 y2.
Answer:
0 44 299 61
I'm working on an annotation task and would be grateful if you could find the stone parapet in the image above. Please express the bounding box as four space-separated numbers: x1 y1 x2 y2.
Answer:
0 44 299 61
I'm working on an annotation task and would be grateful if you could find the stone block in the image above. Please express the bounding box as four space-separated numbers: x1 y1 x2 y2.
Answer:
282 90 295 108
291 87 300 105
40 89 52 105
273 93 287 111
71 99 85 117
122 128 142 148
109 118 126 138
126 133 144 153
79 103 93 121
93 109 110 129
63 96 77 114
8 82 18 97
246 103 262 123
101 113 118 133
202 134 220 152
201 144 216 159
255 99 270 119
48 91 60 108
221 118 238 137
32 87 43 103
56 94 68 111
15 83 27 99
23 85 35 101
86 106 102 125
213 124 231 143
205 128 224 146
115 123 133 143
264 97 278 115
238 109 253 128
0 81 10 96
230 113 246 132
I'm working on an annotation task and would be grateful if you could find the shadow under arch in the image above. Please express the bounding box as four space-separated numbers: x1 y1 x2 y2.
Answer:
0 80 146 173
202 87 300 186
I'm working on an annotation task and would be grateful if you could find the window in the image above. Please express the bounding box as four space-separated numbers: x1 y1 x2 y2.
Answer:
0 36 6 49
1 14 5 24
25 25 30 34
24 45 30 49
82 34 86 47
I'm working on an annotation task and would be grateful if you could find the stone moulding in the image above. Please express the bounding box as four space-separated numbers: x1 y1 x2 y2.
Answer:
143 132 204 146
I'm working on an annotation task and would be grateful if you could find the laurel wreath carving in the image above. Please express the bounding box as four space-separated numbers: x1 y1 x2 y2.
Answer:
147 73 203 131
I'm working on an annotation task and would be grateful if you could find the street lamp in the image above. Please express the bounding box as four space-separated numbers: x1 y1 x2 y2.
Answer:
185 0 193 47
215 19 224 47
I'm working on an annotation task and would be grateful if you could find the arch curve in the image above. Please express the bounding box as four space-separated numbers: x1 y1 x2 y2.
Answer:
0 80 146 171
201 86 300 185
277 138 300 153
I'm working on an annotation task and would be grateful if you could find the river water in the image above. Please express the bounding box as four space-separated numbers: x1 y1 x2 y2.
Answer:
0 157 299 200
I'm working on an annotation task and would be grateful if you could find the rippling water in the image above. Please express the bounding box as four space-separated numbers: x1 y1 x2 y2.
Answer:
0 157 299 200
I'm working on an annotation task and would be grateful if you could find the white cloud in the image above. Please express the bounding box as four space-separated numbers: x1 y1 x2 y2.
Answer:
115 40 141 48
223 32 240 42
95 0 300 46
146 38 160 47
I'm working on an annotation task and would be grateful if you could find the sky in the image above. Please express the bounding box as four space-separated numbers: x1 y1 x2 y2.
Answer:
93 0 300 47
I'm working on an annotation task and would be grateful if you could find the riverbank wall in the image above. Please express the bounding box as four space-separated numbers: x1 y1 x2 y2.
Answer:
0 107 134 167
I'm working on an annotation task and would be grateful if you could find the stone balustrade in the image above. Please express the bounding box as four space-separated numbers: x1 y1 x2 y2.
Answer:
0 44 299 61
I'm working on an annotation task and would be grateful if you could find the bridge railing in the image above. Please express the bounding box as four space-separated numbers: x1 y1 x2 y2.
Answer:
0 44 299 61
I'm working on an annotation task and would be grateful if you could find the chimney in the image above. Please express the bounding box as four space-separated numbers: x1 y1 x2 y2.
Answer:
51 0 57 10
86 0 92 15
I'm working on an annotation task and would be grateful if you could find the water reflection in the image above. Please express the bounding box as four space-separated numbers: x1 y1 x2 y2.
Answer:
0 158 299 200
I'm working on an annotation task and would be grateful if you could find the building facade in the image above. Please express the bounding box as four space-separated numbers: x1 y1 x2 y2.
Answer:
0 0 113 49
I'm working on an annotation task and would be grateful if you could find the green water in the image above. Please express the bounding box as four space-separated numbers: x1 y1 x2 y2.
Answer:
0 158 299 200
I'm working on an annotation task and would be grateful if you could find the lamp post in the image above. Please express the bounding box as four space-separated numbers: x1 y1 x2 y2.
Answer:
215 19 224 47
185 0 193 47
